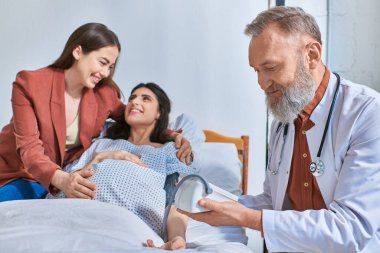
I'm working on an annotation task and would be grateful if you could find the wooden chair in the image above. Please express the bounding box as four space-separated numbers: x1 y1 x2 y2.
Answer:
203 130 249 195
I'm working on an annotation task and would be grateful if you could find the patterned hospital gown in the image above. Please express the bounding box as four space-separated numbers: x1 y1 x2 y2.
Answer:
48 138 194 235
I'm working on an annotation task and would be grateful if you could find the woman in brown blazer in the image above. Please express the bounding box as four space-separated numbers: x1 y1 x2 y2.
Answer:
0 23 191 202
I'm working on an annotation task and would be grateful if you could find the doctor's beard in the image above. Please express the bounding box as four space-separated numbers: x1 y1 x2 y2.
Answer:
266 59 316 124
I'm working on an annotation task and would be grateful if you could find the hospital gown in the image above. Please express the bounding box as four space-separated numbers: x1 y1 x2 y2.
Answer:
47 138 194 235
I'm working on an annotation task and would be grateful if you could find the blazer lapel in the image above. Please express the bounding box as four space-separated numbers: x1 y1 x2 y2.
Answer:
79 88 98 150
50 70 66 166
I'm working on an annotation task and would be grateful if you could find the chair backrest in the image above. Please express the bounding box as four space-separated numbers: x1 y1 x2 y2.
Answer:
203 130 249 195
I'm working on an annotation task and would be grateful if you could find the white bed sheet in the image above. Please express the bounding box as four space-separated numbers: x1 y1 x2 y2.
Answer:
0 199 252 253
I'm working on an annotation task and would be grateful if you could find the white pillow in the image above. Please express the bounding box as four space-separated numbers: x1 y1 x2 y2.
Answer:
192 142 242 195
169 113 205 145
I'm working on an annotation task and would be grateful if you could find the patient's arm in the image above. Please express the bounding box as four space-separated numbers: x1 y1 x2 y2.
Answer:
82 150 146 171
166 205 187 248
146 205 188 250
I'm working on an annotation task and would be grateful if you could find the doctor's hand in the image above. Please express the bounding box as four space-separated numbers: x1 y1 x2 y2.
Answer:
177 198 263 231
172 133 192 165
51 169 96 199
145 236 186 250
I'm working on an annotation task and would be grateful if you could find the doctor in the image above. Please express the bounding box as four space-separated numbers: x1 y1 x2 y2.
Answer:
179 6 380 252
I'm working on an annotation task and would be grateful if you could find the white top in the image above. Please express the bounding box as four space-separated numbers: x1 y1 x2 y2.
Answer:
65 114 80 150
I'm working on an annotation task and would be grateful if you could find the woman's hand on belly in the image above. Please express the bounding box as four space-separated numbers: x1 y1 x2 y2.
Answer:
51 169 96 199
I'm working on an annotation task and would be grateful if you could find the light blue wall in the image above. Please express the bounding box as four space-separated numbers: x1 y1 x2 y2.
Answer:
328 0 380 90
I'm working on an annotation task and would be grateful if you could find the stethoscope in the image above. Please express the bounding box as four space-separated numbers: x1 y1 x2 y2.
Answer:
267 72 341 177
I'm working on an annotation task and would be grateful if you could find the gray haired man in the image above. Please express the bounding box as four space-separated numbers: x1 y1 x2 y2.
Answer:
179 6 380 252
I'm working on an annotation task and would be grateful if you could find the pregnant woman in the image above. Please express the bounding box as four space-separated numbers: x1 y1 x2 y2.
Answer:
49 83 194 250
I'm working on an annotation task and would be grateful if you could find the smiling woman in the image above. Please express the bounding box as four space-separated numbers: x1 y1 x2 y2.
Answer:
0 23 126 201
47 82 194 250
0 22 193 203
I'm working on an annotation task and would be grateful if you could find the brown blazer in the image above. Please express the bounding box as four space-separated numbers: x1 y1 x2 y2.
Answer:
0 67 125 190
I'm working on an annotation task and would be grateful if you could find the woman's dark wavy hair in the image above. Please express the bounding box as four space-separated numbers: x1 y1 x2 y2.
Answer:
106 83 172 144
49 23 122 98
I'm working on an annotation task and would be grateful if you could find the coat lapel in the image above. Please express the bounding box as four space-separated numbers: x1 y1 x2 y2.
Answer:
308 74 338 205
79 88 98 150
50 70 66 166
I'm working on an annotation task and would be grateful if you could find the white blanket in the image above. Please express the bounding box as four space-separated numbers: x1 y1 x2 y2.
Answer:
0 199 252 253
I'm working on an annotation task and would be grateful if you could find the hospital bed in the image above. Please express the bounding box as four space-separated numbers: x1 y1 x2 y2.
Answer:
0 118 252 253
203 129 249 195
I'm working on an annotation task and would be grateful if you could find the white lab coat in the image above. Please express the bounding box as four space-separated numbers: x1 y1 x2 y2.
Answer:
241 74 380 252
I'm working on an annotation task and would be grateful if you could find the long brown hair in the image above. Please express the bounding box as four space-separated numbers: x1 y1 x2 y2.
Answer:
49 23 122 97
106 83 172 144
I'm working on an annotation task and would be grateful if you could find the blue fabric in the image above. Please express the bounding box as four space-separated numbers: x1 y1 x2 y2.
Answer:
164 173 179 206
0 179 47 202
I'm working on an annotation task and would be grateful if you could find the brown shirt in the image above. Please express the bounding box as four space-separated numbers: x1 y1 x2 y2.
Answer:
286 67 330 211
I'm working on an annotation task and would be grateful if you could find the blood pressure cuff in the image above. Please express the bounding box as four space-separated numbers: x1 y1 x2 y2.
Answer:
164 172 179 206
